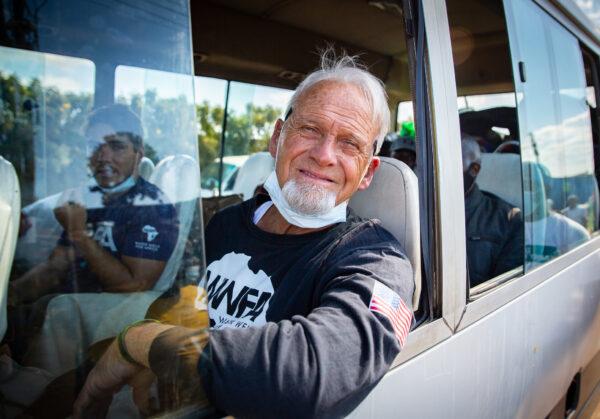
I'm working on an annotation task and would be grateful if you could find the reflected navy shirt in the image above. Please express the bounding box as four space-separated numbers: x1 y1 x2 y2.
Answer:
58 177 178 292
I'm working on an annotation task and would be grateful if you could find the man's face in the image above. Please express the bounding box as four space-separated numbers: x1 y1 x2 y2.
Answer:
87 123 141 188
269 81 380 207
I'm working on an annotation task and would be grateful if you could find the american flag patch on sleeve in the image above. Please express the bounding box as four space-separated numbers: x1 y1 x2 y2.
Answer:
369 280 412 347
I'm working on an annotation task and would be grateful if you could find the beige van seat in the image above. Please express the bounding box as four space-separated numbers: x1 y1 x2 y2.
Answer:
0 156 20 339
349 157 421 309
476 153 523 210
232 151 274 201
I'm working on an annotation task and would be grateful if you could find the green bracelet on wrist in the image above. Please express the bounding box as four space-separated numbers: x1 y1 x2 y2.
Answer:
117 319 161 366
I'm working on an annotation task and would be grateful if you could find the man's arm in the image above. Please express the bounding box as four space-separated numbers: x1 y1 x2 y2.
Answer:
9 245 71 305
199 243 413 419
492 208 524 277
69 230 166 292
54 201 170 292
77 242 413 418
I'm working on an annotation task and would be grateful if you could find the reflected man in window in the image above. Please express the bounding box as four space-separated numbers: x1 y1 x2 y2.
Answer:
523 163 590 266
462 136 523 287
9 104 178 307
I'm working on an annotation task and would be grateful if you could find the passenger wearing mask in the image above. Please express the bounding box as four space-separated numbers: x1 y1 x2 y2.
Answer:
462 136 523 287
6 105 178 362
391 134 416 171
10 104 178 304
523 163 590 267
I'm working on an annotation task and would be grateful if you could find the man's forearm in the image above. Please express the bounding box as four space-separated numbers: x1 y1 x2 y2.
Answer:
11 258 67 303
69 231 141 292
124 323 175 367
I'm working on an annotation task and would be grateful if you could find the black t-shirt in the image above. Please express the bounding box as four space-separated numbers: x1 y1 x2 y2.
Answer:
199 195 414 418
58 178 178 292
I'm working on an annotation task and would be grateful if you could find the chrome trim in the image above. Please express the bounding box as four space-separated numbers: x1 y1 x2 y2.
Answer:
469 266 523 298
422 0 467 331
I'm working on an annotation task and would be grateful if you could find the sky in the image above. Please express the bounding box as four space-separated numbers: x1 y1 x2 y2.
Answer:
0 46 95 94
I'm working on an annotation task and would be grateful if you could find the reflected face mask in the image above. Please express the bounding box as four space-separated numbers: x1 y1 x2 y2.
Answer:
263 171 347 229
91 175 136 194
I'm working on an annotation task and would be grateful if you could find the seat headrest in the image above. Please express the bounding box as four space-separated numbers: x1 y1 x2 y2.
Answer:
232 152 274 201
150 154 201 203
0 156 21 339
349 157 421 309
477 153 523 209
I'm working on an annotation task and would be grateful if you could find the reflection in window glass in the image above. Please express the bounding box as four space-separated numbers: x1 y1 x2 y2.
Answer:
448 0 524 289
195 76 227 177
115 65 198 161
1 1 211 416
507 0 595 269
0 47 95 204
201 81 292 199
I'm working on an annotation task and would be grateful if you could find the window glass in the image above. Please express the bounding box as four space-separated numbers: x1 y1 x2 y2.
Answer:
1 0 210 416
0 47 95 204
195 76 227 192
447 0 524 290
218 82 292 199
506 0 595 269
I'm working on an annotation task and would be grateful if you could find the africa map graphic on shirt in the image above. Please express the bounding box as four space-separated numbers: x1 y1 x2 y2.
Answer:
202 251 274 329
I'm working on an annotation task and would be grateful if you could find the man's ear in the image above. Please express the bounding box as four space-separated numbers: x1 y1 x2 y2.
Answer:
269 119 284 158
358 156 380 190
469 162 481 177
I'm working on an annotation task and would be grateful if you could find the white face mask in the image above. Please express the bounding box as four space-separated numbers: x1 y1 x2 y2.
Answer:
91 175 136 194
263 171 347 229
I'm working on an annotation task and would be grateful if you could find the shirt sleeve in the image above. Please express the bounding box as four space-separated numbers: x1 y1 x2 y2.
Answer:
199 238 414 419
121 203 179 261
492 207 524 277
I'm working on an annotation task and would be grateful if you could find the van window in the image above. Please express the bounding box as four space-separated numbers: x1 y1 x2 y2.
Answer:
197 80 292 200
1 1 208 416
447 0 524 290
190 0 430 324
505 0 596 269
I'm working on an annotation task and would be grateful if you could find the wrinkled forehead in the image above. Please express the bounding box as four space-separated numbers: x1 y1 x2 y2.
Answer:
294 81 373 124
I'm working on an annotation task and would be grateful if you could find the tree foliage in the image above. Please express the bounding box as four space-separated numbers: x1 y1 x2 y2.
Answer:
0 71 282 204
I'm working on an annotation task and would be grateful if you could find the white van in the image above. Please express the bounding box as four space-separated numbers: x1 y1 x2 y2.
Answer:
0 0 599 417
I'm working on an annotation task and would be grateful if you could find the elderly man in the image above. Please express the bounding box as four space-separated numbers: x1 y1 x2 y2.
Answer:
74 55 414 419
462 136 523 286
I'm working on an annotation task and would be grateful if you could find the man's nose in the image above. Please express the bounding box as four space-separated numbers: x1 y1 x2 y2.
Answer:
310 135 337 166
94 144 112 161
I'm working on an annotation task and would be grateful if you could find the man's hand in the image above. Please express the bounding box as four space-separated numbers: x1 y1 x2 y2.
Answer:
54 202 88 235
73 340 141 418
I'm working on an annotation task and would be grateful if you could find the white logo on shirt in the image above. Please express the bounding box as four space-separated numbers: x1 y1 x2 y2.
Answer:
201 251 274 330
93 221 117 252
142 225 159 242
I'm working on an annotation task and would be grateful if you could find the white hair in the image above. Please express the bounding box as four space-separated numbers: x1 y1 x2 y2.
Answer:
284 50 390 154
461 135 482 172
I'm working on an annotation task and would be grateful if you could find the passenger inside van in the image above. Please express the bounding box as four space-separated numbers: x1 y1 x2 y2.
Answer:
6 105 178 358
462 136 523 286
73 53 415 419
